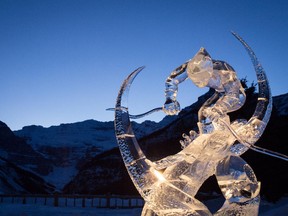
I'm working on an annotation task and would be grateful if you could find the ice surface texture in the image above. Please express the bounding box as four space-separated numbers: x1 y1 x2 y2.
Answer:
114 33 272 216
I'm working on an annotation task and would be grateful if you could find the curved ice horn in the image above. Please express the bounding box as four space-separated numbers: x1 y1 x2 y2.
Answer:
114 66 159 198
231 31 272 144
220 32 288 161
232 31 272 126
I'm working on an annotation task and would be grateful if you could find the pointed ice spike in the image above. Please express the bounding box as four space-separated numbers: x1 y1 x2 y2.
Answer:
232 31 272 126
114 67 159 199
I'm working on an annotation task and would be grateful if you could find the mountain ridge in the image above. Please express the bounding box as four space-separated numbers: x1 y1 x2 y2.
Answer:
63 92 288 202
0 92 287 201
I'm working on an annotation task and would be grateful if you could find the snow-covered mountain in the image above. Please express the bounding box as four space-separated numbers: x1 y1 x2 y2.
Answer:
0 156 54 194
0 121 53 175
64 92 288 202
13 120 117 189
272 93 288 116
1 92 287 198
12 118 174 190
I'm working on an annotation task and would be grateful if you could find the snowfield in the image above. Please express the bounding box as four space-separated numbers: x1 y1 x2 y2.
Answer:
0 197 287 216
0 203 142 216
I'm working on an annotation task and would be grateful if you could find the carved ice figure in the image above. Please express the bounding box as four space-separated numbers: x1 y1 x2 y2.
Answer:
163 47 246 144
113 32 275 216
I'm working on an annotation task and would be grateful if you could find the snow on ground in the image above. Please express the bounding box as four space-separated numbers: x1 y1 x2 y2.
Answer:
0 197 288 216
0 204 142 216
0 197 287 215
261 205 288 216
0 202 288 216
259 197 288 216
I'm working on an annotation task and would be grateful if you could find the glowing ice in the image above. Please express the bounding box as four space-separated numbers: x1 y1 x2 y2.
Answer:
114 32 273 215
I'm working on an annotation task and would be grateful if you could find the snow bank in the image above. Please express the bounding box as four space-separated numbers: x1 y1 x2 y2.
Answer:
0 198 288 216
0 203 142 216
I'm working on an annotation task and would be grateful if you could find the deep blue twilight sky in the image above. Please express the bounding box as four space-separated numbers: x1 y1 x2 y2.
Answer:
0 0 288 130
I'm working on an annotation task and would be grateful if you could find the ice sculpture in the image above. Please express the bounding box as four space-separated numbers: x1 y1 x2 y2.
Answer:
113 32 273 215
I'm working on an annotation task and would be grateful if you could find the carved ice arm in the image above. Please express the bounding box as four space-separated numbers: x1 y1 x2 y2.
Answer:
163 63 189 115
